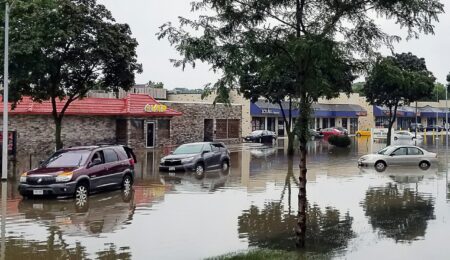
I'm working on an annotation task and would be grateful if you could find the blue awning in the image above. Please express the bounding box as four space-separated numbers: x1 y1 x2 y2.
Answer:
251 101 366 118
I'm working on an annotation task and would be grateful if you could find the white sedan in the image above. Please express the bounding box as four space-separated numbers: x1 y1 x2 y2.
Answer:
393 131 422 141
358 145 437 172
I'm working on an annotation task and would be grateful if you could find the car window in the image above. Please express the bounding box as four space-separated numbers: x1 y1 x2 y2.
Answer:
104 149 119 163
391 147 407 156
44 150 91 167
211 144 220 152
91 151 105 164
203 144 212 152
173 144 204 154
408 148 423 155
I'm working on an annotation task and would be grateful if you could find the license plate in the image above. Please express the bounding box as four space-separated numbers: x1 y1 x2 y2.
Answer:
169 172 176 176
33 190 44 195
169 167 175 171
33 204 44 210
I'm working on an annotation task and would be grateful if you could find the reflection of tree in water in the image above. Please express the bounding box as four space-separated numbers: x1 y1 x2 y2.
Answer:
362 183 435 242
238 202 354 252
4 226 131 259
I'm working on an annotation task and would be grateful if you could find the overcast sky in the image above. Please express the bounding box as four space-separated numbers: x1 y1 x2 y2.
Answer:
98 0 450 89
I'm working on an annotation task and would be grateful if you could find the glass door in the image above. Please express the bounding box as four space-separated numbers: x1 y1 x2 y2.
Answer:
146 122 155 148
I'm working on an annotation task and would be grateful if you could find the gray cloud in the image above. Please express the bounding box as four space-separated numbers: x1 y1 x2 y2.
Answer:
98 0 450 89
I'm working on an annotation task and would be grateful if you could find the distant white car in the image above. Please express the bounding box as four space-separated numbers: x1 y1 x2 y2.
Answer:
358 145 437 172
393 131 422 141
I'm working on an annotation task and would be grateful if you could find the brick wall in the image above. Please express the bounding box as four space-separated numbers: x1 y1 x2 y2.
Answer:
0 115 116 155
161 101 242 145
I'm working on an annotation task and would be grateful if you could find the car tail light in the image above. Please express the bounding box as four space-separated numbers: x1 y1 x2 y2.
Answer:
129 158 135 166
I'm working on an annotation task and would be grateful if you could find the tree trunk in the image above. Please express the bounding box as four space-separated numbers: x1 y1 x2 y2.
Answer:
296 97 310 248
54 117 63 150
386 105 398 146
287 131 295 156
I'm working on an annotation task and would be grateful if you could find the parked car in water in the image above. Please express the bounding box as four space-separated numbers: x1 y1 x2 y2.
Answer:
393 131 422 140
320 128 343 137
333 126 348 135
358 145 437 172
410 123 424 132
425 125 445 132
18 145 136 199
309 129 324 138
355 130 371 137
244 130 277 143
159 142 230 178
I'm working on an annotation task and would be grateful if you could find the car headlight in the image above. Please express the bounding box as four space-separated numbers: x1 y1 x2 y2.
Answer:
160 158 165 164
20 172 27 183
55 172 73 183
181 157 195 163
359 157 367 161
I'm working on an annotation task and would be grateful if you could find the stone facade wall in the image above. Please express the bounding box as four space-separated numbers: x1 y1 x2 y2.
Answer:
0 115 116 155
126 117 173 150
161 101 242 145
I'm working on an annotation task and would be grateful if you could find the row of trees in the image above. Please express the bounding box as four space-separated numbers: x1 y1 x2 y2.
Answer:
159 0 444 248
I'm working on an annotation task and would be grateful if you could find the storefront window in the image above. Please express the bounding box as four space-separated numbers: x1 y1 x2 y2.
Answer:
329 118 336 127
278 119 285 136
427 117 437 126
252 117 265 131
267 118 276 132
375 117 389 128
350 118 358 134
323 118 329 128
342 118 348 129
227 119 240 138
216 119 228 139
158 119 170 139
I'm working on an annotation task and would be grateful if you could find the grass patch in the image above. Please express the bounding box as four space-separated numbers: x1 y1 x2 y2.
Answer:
207 249 329 260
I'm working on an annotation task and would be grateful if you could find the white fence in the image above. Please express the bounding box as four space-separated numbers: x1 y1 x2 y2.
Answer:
87 88 167 100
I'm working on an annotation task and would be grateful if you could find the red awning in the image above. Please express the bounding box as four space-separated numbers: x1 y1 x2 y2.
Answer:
0 94 182 117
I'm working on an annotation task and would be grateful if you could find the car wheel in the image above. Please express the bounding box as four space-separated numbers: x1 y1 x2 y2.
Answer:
375 161 387 172
394 137 398 140
221 160 229 172
74 182 89 210
194 163 205 179
122 174 133 197
419 161 430 170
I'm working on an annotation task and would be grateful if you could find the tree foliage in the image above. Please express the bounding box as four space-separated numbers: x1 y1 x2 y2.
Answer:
148 80 164 89
158 0 443 247
0 0 142 149
363 52 435 145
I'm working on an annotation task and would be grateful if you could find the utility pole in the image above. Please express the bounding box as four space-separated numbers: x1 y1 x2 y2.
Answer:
1 2 10 181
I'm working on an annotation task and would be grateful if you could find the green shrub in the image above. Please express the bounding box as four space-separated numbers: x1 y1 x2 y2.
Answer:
328 135 351 147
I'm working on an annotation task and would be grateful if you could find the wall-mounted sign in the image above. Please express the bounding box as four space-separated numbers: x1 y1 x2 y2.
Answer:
0 131 17 156
261 108 280 115
144 104 167 113
356 111 368 116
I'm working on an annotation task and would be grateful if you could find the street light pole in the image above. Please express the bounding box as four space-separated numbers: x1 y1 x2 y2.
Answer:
1 2 10 181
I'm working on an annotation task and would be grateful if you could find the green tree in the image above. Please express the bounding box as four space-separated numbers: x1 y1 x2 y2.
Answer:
352 82 365 95
363 53 435 145
1 0 142 149
158 0 443 247
148 80 164 89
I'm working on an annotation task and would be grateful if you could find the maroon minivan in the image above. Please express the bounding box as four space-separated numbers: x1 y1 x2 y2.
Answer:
18 145 136 200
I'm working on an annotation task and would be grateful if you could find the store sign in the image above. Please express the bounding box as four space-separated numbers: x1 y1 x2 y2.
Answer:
371 128 388 139
0 131 17 155
261 108 280 115
144 104 167 113
356 111 367 116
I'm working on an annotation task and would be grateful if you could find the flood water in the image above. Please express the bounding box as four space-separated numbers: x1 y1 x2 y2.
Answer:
1 136 450 259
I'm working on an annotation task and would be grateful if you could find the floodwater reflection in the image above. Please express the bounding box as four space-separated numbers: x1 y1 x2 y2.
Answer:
2 137 450 259
361 183 435 243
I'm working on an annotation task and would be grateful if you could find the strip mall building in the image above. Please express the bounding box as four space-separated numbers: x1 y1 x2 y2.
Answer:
0 94 242 155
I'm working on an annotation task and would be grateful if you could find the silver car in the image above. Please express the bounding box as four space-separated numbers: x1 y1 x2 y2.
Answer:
358 145 437 172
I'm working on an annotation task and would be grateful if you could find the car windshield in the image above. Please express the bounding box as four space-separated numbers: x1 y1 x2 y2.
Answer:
173 144 204 155
377 147 391 155
251 131 264 136
43 150 91 167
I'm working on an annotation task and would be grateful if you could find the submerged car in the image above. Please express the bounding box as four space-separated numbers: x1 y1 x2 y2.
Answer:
159 142 230 178
393 131 422 140
358 145 437 172
355 130 371 137
320 128 343 137
333 126 348 135
309 129 324 138
425 125 445 132
244 130 277 143
18 145 136 199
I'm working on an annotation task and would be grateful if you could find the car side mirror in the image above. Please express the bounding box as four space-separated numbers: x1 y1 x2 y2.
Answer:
89 158 102 168
39 160 45 165
390 154 395 157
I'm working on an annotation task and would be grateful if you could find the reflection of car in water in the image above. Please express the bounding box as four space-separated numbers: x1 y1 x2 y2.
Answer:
360 165 438 183
358 145 437 172
250 147 277 158
161 171 229 192
18 189 135 236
